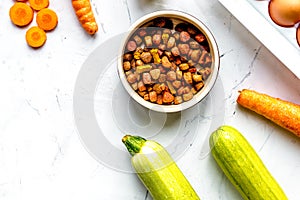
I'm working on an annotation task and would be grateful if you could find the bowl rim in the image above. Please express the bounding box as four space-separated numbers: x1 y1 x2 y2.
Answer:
117 10 220 113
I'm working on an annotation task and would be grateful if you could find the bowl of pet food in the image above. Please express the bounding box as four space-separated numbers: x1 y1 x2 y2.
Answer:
117 10 220 113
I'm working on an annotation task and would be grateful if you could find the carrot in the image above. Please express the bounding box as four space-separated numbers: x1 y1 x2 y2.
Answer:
16 0 28 2
29 0 49 11
25 26 47 48
36 8 58 31
72 0 98 35
9 2 34 27
237 89 300 137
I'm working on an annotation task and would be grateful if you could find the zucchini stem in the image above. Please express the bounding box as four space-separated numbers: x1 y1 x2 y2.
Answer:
122 135 146 156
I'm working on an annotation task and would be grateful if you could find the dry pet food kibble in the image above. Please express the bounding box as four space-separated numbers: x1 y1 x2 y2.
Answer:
122 17 213 105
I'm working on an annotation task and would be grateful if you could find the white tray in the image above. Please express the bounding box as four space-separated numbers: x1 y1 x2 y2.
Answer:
219 0 300 79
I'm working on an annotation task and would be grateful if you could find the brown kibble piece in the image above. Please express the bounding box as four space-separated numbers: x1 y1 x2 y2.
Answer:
158 74 166 83
144 35 153 47
135 60 144 67
138 28 147 37
127 73 137 84
123 53 133 61
189 41 200 49
153 84 162 94
127 40 137 51
123 61 131 71
159 83 167 92
140 52 152 63
171 47 180 57
136 65 152 73
174 96 183 105
199 67 212 80
190 49 201 62
178 43 190 55
138 81 146 92
138 91 147 97
191 87 197 95
152 33 161 46
179 31 190 42
192 74 202 82
150 69 161 80
167 81 176 95
162 33 169 44
176 70 183 80
172 80 182 89
183 72 193 85
142 73 152 85
179 63 189 71
182 86 191 94
133 35 143 45
187 25 198 35
131 82 138 90
183 91 193 101
166 71 177 81
195 33 206 43
175 23 187 32
195 82 204 91
167 36 176 49
143 93 150 101
177 86 184 96
162 56 172 68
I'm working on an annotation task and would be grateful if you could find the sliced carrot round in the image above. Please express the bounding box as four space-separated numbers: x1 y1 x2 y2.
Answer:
9 2 34 27
29 0 49 11
36 8 58 31
25 26 47 48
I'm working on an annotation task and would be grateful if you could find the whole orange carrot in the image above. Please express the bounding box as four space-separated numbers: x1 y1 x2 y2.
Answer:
237 89 300 137
72 0 98 35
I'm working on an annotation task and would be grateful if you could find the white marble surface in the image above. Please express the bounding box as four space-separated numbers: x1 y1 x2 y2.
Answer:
1 0 300 199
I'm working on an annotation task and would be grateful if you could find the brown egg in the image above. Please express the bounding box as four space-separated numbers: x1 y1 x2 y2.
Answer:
268 0 300 27
297 25 300 46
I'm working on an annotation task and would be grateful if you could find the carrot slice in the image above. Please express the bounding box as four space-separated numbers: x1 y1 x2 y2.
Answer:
29 0 49 11
9 2 34 27
36 8 58 31
25 26 47 48
237 89 300 137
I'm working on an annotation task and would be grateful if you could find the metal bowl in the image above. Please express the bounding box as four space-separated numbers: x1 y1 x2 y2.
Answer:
117 10 220 113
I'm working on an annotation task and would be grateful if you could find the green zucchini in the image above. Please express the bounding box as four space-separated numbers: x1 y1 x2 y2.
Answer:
122 135 200 200
209 125 287 200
